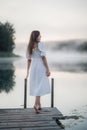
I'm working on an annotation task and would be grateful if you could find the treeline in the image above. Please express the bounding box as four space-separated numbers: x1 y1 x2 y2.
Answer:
51 40 87 52
0 21 15 53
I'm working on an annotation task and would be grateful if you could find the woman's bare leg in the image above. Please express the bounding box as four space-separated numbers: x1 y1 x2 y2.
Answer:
35 96 40 105
34 96 41 113
34 96 41 108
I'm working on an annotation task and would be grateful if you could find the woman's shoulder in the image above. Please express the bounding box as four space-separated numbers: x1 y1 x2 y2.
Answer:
38 42 45 48
38 41 46 55
38 41 44 45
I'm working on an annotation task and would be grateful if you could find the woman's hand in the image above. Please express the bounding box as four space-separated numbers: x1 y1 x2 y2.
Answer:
25 74 28 79
46 69 51 77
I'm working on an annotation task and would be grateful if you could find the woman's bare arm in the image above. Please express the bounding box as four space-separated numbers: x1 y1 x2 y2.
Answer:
26 59 31 79
42 56 50 76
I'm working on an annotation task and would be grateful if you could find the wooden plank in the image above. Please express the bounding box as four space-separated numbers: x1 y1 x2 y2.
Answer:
23 127 61 130
0 117 53 123
0 120 59 128
0 126 61 130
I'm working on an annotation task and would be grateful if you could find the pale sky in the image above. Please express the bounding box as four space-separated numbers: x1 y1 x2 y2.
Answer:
0 0 87 43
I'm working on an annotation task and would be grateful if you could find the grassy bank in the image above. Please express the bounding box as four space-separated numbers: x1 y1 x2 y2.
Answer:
0 52 20 57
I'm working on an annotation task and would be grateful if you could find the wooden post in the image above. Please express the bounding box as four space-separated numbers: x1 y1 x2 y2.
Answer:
24 78 27 108
51 78 54 108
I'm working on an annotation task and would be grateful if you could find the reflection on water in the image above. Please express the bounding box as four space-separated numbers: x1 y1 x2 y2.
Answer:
0 60 15 93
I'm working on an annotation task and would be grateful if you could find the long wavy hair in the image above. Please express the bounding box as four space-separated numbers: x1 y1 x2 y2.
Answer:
27 30 40 55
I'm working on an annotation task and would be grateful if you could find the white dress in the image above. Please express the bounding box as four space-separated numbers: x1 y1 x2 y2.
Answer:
26 42 50 96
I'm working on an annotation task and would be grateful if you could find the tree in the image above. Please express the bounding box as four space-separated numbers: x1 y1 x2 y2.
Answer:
0 21 15 52
0 63 15 93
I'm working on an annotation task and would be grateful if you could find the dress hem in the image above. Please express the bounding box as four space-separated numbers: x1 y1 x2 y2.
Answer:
29 91 50 96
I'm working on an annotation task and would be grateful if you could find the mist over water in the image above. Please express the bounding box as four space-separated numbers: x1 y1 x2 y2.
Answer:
14 39 87 73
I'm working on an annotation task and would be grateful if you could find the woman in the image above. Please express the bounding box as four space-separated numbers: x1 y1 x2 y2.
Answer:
26 30 51 113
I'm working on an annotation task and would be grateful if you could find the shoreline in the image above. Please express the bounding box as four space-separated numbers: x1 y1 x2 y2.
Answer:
0 52 21 57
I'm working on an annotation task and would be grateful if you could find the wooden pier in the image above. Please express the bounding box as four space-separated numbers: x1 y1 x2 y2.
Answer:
0 107 64 130
0 78 64 129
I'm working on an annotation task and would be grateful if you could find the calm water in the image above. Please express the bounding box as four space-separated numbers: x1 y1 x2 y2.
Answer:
0 41 87 130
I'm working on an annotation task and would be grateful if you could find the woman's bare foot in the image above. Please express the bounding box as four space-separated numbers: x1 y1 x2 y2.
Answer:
34 105 40 113
38 104 42 110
